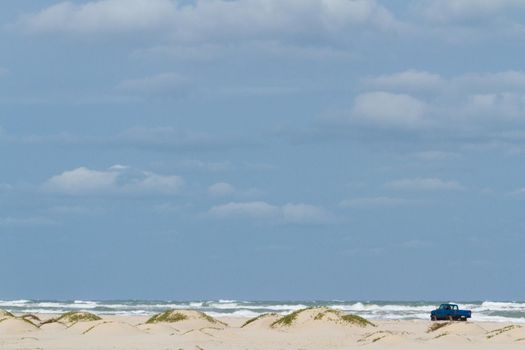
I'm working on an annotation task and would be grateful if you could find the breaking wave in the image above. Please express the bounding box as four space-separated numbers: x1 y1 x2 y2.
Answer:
1 300 524 322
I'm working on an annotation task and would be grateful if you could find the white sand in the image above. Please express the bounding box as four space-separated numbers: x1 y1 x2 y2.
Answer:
0 310 524 349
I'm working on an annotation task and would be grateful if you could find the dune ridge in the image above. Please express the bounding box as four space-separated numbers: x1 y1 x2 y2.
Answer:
0 309 524 349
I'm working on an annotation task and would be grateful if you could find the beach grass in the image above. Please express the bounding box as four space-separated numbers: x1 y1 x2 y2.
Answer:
146 311 188 324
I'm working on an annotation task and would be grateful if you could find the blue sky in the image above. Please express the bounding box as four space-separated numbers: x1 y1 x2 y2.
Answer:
1 0 525 301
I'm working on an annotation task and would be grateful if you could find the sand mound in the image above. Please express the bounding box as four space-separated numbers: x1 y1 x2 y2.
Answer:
428 321 487 336
82 321 144 336
241 313 281 329
0 309 14 318
145 310 227 331
270 307 374 329
40 322 68 332
486 324 524 342
358 330 408 345
42 311 102 326
0 318 39 334
138 322 179 335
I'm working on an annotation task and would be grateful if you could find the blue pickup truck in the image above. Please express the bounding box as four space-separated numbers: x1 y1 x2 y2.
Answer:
430 304 471 321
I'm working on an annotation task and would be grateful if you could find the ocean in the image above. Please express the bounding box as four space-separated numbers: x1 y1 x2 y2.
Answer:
1 300 524 323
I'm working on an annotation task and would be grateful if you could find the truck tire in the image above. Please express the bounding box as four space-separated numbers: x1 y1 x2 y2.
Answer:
460 316 467 322
431 315 437 321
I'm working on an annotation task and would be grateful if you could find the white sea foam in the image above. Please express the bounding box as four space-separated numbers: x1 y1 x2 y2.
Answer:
1 300 524 322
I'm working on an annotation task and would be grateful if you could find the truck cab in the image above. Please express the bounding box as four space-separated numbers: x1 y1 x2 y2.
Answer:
430 303 471 321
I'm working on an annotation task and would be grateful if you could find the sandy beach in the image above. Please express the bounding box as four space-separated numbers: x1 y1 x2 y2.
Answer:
1 308 525 349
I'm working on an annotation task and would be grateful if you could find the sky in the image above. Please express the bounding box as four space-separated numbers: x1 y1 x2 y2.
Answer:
1 0 525 301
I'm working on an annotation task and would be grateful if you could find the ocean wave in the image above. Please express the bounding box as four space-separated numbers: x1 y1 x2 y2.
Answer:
1 300 524 322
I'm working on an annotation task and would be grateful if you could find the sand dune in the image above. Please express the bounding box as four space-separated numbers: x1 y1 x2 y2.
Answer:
82 321 144 336
0 310 525 349
0 317 39 334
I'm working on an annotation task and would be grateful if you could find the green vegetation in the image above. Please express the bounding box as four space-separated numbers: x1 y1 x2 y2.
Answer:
428 322 451 333
340 314 375 327
198 311 226 325
146 310 188 324
486 325 520 339
146 310 226 326
372 335 387 342
241 313 277 327
42 311 102 325
434 332 449 339
271 308 309 327
271 308 374 328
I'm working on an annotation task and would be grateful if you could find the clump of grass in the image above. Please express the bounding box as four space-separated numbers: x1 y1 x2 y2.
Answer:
340 314 375 327
434 332 449 339
241 313 277 328
486 325 520 339
198 311 226 326
271 308 310 327
314 312 325 321
146 310 226 326
428 322 451 333
42 311 101 325
372 335 387 342
358 331 392 343
146 310 188 324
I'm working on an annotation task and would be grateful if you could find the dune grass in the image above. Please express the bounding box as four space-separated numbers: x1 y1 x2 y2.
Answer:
486 325 520 339
271 308 374 328
428 322 451 333
271 308 309 327
340 314 375 327
41 311 101 325
241 313 277 328
146 311 188 324
146 310 226 326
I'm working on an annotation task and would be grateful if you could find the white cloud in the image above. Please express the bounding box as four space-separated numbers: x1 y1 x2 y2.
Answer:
364 70 445 91
16 0 401 41
209 201 332 224
462 93 525 121
386 178 464 191
43 165 184 195
350 92 427 128
16 0 176 35
281 203 332 224
115 73 189 97
350 70 525 132
209 201 279 219
340 196 411 208
208 182 236 197
417 0 525 22
454 71 525 92
45 166 118 194
510 187 525 196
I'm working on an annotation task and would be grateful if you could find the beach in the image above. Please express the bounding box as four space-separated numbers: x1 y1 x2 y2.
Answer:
1 308 525 349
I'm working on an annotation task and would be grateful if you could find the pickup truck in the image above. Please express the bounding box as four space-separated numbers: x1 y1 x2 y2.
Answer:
430 304 471 321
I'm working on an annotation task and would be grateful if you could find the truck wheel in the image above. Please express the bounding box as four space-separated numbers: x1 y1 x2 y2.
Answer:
431 315 437 321
460 317 467 322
